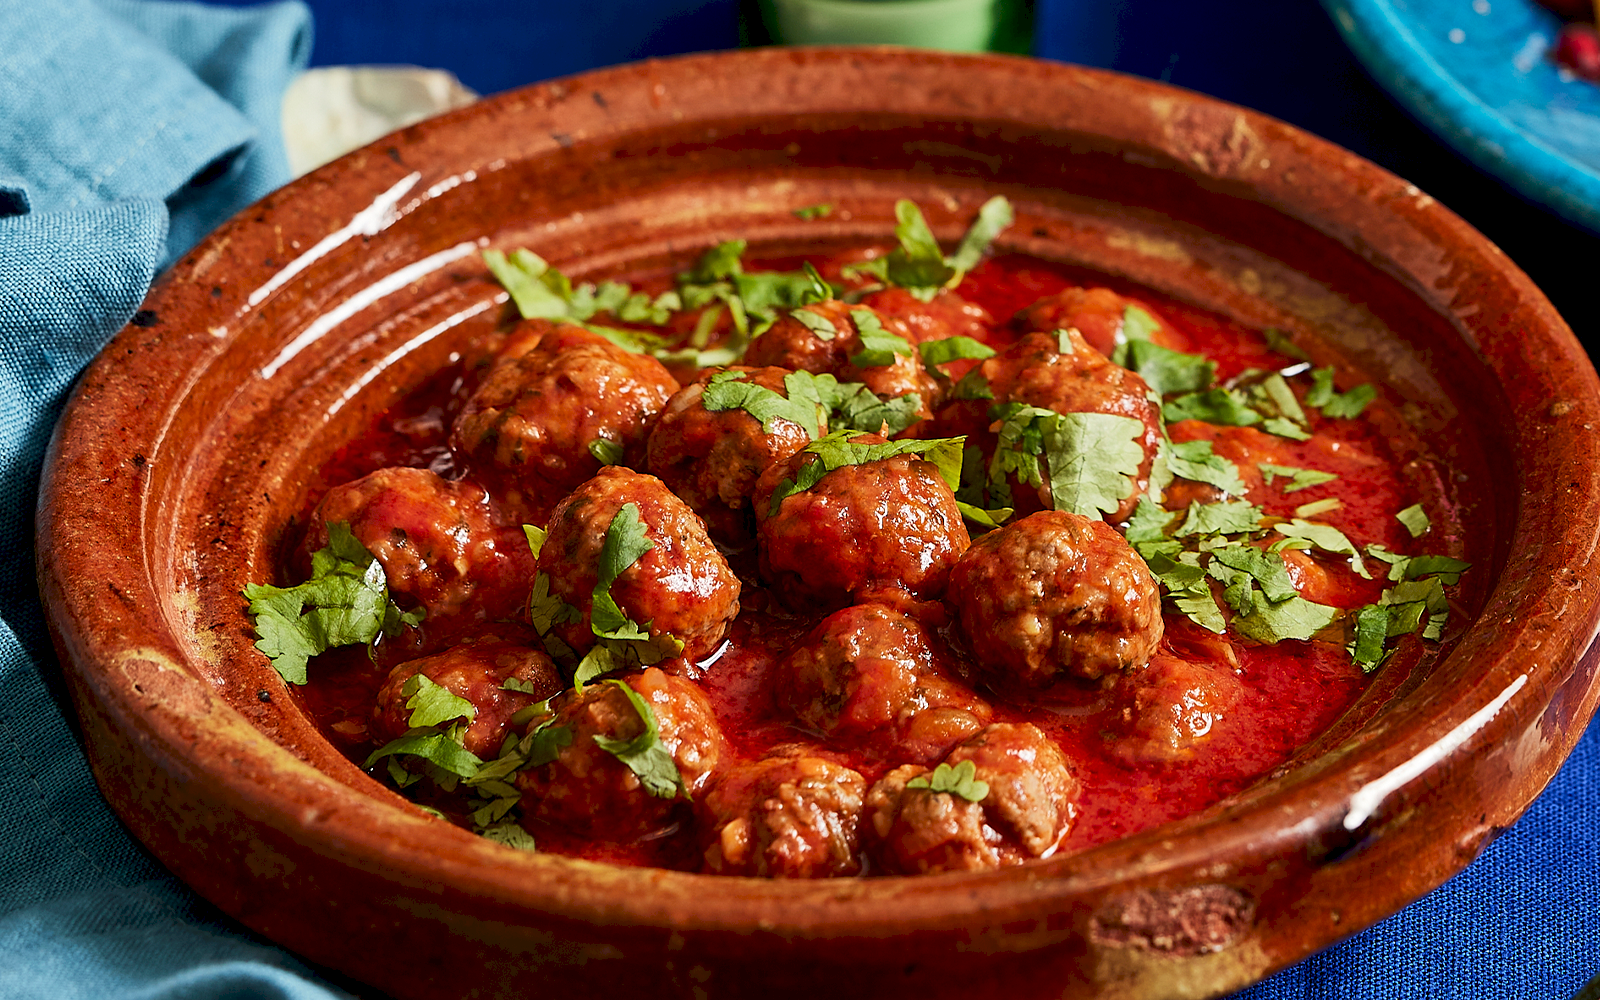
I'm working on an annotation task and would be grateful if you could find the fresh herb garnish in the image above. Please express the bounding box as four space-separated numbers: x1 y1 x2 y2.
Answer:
1162 388 1262 427
588 439 624 466
1260 464 1338 493
844 197 1012 300
1396 503 1431 537
402 674 477 729
846 308 914 368
1166 439 1247 495
793 203 834 220
1304 367 1377 418
905 759 989 802
919 335 996 367
590 504 655 642
592 679 686 800
987 403 1146 520
768 430 964 516
1121 340 1217 397
243 523 423 686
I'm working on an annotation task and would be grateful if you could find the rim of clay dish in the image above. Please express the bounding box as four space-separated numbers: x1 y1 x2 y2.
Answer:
37 48 1600 995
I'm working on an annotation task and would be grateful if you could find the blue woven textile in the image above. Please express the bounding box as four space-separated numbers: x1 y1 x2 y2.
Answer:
0 1 339 997
2 1 1597 998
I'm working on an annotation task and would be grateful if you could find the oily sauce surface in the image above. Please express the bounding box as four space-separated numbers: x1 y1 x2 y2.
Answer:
291 252 1439 870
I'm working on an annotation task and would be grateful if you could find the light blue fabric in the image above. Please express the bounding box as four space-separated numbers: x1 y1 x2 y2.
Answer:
0 1 342 997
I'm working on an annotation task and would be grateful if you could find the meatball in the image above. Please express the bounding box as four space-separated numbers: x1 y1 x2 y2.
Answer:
861 287 993 345
518 667 726 841
697 746 865 878
646 366 821 546
306 466 534 621
947 510 1163 692
865 723 1080 874
744 299 936 420
1103 653 1243 764
778 603 991 762
960 329 1162 523
1015 286 1188 358
372 635 562 758
753 436 970 609
538 466 740 662
451 323 678 501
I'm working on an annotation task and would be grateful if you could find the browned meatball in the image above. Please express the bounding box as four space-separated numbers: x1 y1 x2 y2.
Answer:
538 466 740 662
517 667 726 841
862 287 993 345
778 603 991 763
864 723 1079 874
371 635 562 758
646 366 821 546
451 324 678 501
744 299 936 420
1103 653 1244 764
306 466 534 621
947 510 1163 693
753 436 970 609
932 329 1161 523
697 746 865 878
1015 286 1188 358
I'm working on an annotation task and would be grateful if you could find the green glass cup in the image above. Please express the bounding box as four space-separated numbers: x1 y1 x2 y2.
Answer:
748 0 1035 54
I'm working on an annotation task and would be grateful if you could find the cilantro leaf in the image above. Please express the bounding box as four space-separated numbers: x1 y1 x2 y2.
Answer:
1122 340 1216 397
588 439 624 466
1174 500 1262 537
592 679 686 799
480 822 539 851
1349 603 1392 673
1166 439 1247 495
1230 595 1340 644
847 308 913 367
365 731 483 780
946 196 1013 272
402 674 477 729
1208 544 1298 602
528 572 581 637
523 524 546 559
1259 464 1338 493
1396 504 1431 537
1040 412 1148 519
243 523 420 686
956 501 1013 529
1322 383 1377 419
1125 495 1178 544
1404 554 1471 586
1272 519 1369 578
919 336 996 367
768 431 964 515
906 759 989 802
1263 327 1310 361
827 382 924 436
790 307 838 340
700 369 827 440
590 504 655 642
573 643 620 692
1121 304 1161 344
1163 388 1263 427
793 203 834 220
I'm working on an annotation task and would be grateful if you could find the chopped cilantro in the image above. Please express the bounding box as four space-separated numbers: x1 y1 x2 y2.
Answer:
1259 464 1338 493
951 369 993 400
522 524 546 559
768 430 964 515
1122 340 1216 397
1403 554 1471 586
588 439 624 466
1121 304 1161 344
365 731 482 781
592 679 686 800
1263 327 1310 361
793 203 834 220
1125 496 1178 544
480 822 539 851
906 759 989 802
987 403 1146 520
1304 367 1376 418
573 644 620 691
1293 497 1342 519
946 196 1014 272
1272 519 1369 577
402 674 477 729
790 307 838 340
243 523 423 686
501 677 543 695
1166 439 1246 495
1162 388 1262 427
828 383 924 436
528 572 581 639
1208 544 1298 602
847 308 913 367
701 369 828 440
1174 500 1262 537
919 336 996 367
590 504 655 642
1396 504 1431 537
1231 594 1340 643
956 501 1013 530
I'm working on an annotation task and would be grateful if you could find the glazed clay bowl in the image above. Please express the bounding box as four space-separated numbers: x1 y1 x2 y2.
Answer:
37 48 1600 999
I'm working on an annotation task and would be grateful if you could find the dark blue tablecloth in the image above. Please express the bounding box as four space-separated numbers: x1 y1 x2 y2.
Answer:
3 1 1596 997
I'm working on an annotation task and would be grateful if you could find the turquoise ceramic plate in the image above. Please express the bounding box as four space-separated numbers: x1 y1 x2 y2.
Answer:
1324 0 1600 232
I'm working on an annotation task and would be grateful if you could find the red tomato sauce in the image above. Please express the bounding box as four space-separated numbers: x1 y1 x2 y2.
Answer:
290 251 1438 871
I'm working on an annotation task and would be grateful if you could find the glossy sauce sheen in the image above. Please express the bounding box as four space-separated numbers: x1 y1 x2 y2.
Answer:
294 253 1422 869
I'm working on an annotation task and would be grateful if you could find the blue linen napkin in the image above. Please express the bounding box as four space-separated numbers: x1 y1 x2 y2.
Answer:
0 1 347 997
